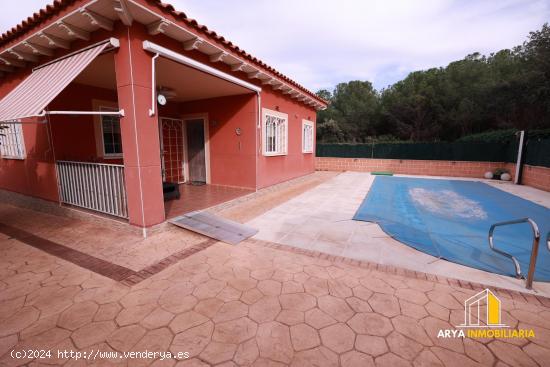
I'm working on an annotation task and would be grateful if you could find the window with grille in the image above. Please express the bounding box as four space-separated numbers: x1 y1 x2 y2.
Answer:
263 109 288 156
0 123 26 159
302 120 314 153
101 108 123 157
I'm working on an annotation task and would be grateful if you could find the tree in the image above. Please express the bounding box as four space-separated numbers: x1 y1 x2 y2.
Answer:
315 23 550 143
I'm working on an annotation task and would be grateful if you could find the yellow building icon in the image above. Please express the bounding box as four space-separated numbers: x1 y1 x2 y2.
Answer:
459 289 508 328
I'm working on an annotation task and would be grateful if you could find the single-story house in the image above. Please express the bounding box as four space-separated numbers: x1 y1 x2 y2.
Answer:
0 0 327 233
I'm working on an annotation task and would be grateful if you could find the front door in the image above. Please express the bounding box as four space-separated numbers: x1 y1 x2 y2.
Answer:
160 118 185 183
186 118 206 183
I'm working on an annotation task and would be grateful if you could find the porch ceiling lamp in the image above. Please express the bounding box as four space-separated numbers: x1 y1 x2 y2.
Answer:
157 93 167 106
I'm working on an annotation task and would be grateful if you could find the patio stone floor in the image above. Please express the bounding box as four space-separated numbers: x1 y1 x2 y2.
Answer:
0 172 550 366
249 172 550 296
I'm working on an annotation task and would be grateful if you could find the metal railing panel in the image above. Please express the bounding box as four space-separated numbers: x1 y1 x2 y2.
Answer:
56 161 128 219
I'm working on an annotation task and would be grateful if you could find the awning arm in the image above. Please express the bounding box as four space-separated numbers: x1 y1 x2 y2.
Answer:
39 110 125 117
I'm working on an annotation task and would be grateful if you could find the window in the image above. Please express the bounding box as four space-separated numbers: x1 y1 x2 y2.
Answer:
100 108 122 157
0 123 26 159
302 120 314 153
263 109 288 156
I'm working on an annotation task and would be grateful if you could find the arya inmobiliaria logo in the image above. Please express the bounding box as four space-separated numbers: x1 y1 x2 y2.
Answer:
437 288 535 339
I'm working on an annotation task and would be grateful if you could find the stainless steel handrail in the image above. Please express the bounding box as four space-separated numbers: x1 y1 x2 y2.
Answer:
488 218 540 289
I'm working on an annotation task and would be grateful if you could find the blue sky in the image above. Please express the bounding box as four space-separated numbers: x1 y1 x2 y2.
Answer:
2 0 549 92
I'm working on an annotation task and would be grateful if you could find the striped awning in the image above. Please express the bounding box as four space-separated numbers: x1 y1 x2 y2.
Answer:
0 41 112 123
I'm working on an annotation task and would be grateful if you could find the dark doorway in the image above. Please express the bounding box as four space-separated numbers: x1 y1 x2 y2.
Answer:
186 119 206 183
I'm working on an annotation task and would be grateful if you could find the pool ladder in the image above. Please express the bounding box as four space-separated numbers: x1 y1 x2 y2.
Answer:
488 218 549 289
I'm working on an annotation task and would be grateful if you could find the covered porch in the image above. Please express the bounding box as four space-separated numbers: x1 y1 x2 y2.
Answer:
2 35 259 229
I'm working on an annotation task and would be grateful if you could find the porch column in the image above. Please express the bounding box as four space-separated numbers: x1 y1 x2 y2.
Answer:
114 25 164 228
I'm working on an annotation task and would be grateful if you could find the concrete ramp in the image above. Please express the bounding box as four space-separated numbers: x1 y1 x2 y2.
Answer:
169 211 258 245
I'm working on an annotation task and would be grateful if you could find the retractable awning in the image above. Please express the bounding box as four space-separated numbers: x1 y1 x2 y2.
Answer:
0 38 119 123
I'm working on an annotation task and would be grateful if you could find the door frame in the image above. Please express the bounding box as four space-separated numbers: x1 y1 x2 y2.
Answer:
182 113 211 184
159 117 186 183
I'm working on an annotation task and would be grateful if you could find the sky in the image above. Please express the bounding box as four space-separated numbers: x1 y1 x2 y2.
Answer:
2 0 549 92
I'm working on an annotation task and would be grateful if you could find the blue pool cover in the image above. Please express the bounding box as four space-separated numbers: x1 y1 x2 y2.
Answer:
353 176 550 281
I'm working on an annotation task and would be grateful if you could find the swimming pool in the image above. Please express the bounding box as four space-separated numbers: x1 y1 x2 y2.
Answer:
353 176 550 281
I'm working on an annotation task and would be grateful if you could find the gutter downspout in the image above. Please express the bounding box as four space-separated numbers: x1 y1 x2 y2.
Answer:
255 91 261 191
148 53 160 117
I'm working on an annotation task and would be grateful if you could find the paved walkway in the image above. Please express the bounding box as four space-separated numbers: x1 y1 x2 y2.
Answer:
250 172 550 296
0 173 549 366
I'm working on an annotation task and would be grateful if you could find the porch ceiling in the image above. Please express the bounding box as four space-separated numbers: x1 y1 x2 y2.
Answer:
73 54 253 102
156 57 252 102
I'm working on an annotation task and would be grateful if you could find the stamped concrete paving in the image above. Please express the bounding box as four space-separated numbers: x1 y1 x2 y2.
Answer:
250 172 550 296
1 209 550 366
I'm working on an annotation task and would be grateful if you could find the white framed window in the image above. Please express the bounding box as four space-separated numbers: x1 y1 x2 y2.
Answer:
100 107 123 158
302 120 314 153
262 108 288 156
0 123 26 159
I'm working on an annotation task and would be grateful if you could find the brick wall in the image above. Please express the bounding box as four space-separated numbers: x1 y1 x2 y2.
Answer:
521 165 550 192
315 157 550 192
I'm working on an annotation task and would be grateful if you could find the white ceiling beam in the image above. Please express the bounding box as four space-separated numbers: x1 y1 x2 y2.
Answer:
261 77 275 85
80 9 114 31
22 41 54 57
209 51 228 63
0 56 25 68
57 21 90 40
113 0 133 26
8 49 39 63
230 62 246 72
247 71 262 79
183 37 204 51
148 19 170 35
38 32 70 49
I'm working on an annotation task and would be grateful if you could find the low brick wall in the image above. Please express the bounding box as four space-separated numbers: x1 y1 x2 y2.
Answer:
315 157 509 179
521 165 550 192
315 157 550 192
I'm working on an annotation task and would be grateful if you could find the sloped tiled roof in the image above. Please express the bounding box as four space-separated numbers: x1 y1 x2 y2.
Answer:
0 0 327 105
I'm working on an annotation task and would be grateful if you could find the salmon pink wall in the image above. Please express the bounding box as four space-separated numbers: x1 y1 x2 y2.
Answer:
0 69 56 201
49 83 120 163
179 94 257 189
257 89 317 188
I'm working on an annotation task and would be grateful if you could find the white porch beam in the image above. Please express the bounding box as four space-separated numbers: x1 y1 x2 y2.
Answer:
0 56 25 68
38 32 70 49
143 40 261 93
148 19 170 35
80 9 114 31
8 49 39 63
209 51 228 63
113 0 133 26
22 41 54 56
57 21 90 41
183 37 204 51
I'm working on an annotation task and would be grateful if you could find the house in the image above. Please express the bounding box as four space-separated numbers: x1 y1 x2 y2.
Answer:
0 0 327 233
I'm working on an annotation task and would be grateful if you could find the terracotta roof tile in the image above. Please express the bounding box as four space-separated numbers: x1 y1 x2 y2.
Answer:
0 0 327 105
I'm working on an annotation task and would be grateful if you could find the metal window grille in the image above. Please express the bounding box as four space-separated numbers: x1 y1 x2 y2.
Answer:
56 161 128 219
303 123 313 153
0 123 26 159
265 114 287 155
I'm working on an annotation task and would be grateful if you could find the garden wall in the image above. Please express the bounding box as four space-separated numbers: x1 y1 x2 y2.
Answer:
315 157 550 192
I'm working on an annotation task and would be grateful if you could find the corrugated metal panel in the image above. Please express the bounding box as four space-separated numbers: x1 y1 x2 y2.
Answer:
0 41 110 122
